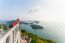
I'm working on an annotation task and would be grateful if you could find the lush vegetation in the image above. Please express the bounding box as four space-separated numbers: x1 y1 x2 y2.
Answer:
0 24 8 30
21 30 56 43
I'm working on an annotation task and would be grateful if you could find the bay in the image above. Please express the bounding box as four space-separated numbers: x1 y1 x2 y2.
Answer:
20 21 65 43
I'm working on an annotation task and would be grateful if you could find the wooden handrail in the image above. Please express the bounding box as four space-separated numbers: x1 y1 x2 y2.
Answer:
0 23 20 43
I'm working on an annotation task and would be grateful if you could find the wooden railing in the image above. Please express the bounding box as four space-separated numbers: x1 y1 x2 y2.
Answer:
0 24 21 43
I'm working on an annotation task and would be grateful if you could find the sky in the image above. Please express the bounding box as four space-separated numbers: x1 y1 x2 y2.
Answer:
0 0 65 21
0 0 33 20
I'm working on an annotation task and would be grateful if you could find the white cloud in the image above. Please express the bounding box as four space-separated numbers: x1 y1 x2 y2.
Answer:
23 6 65 22
23 0 65 22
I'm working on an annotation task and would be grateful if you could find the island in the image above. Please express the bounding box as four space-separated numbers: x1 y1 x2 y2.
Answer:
30 24 43 29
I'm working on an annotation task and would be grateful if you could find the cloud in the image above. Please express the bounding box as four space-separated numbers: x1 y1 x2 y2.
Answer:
28 6 40 14
23 5 65 22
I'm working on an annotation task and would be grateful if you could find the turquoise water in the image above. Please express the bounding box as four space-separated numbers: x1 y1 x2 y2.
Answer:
20 21 65 43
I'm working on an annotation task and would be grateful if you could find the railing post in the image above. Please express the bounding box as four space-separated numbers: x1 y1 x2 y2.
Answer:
0 39 3 43
9 32 13 43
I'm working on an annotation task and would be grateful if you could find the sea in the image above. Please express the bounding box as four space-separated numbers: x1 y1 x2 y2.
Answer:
20 21 65 43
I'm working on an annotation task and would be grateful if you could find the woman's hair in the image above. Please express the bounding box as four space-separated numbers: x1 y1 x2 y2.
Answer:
9 24 13 28
16 19 20 23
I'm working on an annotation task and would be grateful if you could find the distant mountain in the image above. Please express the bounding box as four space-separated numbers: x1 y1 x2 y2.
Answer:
0 20 7 24
20 20 43 29
6 20 15 25
21 20 40 25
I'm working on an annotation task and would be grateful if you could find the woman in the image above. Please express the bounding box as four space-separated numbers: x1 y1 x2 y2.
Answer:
9 19 20 28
